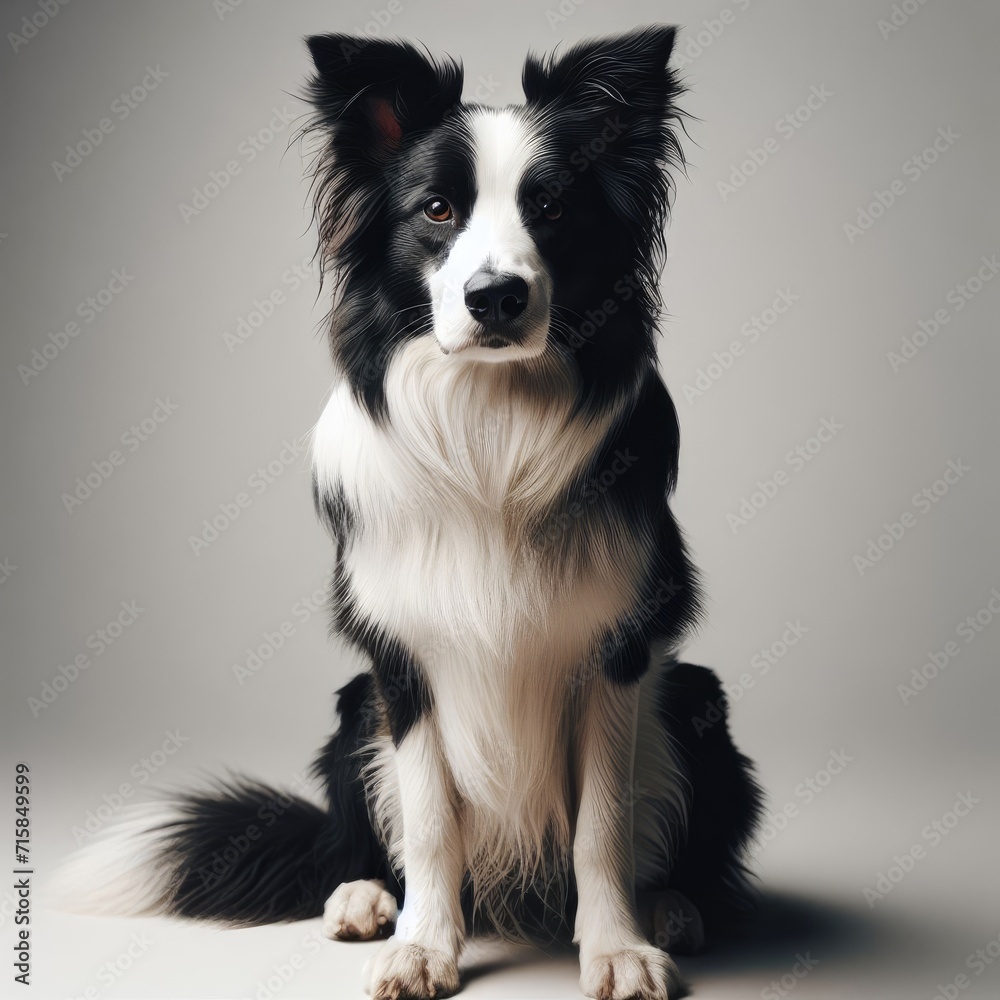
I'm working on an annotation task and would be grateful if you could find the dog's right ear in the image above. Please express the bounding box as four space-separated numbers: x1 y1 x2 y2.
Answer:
305 35 464 166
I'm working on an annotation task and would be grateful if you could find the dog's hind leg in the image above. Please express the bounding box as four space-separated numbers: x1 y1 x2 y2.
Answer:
654 661 764 936
636 888 705 955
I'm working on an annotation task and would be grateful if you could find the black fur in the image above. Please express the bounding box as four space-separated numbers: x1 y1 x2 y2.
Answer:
154 781 334 925
303 34 469 417
151 662 760 942
149 676 390 926
589 371 703 684
521 26 687 409
107 24 762 970
654 663 764 931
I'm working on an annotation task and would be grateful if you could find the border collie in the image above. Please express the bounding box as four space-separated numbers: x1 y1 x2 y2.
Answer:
55 25 762 1000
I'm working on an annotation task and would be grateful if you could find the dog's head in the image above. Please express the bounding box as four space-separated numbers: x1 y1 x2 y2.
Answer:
305 28 684 410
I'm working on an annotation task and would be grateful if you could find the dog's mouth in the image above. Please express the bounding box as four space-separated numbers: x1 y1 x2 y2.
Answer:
437 323 551 361
438 333 514 356
474 331 515 350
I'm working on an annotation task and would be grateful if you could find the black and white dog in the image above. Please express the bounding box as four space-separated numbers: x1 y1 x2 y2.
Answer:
57 26 761 1000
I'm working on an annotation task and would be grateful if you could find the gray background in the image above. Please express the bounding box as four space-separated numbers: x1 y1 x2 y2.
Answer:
2 0 998 997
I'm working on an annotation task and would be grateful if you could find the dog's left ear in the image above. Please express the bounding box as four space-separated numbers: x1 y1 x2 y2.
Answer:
305 35 464 165
304 36 464 261
522 26 684 220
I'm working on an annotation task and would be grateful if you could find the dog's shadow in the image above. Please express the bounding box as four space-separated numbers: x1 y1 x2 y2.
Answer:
459 889 924 996
677 890 879 993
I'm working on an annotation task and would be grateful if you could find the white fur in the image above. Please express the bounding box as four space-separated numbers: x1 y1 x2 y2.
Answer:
573 675 683 1000
364 937 461 1000
364 717 465 997
323 879 398 940
46 803 181 916
390 718 464 948
314 339 642 894
428 108 552 360
313 333 691 999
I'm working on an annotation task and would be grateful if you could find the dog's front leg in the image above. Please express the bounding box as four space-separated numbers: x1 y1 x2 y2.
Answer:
366 715 465 1000
574 669 684 1000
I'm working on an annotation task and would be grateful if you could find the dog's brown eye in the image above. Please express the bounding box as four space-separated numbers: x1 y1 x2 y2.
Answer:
423 197 452 223
538 193 562 220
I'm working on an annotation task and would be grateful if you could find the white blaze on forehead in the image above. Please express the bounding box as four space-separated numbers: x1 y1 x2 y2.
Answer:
468 107 539 247
428 108 552 358
443 108 541 277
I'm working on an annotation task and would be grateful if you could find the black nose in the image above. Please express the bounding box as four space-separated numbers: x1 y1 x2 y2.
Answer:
464 271 529 324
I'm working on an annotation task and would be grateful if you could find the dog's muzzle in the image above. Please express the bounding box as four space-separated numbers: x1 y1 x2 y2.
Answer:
463 269 530 348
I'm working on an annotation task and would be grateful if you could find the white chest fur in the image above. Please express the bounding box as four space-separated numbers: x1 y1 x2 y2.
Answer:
312 338 646 877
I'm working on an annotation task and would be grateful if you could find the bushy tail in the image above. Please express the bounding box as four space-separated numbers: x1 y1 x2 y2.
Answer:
51 679 388 925
50 780 347 925
160 780 337 924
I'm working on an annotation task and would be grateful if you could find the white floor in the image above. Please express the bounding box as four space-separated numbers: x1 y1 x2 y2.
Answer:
26 853 1000 999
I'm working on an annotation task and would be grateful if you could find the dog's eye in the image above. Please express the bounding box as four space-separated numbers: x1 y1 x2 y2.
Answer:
537 193 562 221
423 197 453 223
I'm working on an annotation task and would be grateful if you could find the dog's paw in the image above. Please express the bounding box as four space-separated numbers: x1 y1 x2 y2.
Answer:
323 879 398 941
365 938 460 999
580 943 686 1000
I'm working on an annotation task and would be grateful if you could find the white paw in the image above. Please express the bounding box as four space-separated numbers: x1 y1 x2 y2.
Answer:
323 879 398 941
580 943 685 1000
365 937 460 999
